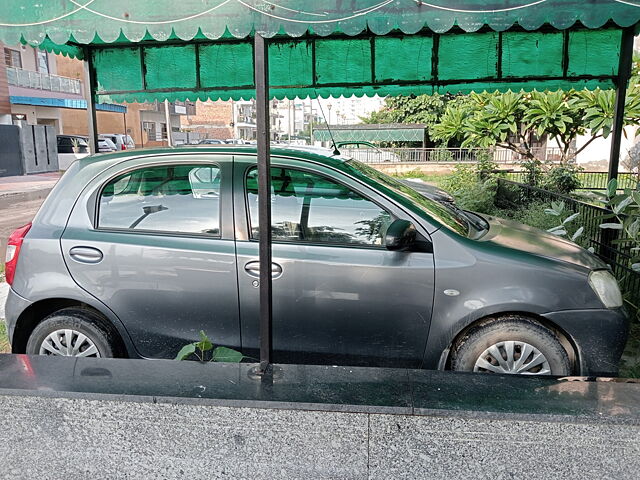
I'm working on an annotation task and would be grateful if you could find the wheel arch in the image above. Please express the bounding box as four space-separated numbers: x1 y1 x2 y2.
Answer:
12 298 132 358
437 311 581 375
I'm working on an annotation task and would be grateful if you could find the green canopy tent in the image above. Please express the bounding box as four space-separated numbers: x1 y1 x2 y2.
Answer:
2 0 640 372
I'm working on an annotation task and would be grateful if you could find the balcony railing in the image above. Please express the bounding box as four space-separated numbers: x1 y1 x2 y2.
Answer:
6 66 82 95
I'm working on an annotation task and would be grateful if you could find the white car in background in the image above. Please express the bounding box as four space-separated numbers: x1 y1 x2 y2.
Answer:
98 137 118 153
99 134 135 150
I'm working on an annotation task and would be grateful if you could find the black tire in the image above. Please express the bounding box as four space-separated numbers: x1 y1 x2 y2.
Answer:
26 308 117 358
450 316 571 376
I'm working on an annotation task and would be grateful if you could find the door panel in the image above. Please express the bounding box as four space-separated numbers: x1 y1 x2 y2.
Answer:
237 242 434 367
61 159 240 359
235 159 435 368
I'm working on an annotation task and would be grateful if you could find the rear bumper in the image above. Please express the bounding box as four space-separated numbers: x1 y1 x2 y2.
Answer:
3 287 31 347
542 307 630 377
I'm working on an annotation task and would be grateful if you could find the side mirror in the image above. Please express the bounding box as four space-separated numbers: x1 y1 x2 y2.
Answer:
385 219 417 251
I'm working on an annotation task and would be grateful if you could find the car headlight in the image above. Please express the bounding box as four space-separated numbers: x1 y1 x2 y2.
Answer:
588 270 623 308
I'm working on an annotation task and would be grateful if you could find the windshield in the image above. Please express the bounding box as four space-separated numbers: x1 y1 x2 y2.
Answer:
345 160 470 236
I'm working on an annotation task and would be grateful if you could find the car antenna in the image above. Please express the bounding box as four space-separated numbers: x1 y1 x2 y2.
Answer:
315 95 340 156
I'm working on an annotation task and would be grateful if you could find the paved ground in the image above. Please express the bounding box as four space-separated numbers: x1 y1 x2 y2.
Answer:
0 171 61 196
0 172 60 261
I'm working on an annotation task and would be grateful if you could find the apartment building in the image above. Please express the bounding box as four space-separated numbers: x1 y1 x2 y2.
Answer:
1 43 192 146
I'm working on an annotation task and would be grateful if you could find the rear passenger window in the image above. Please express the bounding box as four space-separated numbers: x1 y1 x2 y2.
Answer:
98 164 221 235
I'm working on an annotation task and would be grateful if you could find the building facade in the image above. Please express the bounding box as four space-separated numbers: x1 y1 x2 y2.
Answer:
1 43 192 147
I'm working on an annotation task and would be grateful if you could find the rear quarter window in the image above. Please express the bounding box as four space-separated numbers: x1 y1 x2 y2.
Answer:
98 164 222 236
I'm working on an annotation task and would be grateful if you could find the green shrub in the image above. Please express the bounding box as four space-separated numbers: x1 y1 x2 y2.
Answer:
494 201 558 232
521 158 543 187
429 148 454 162
442 164 497 214
442 163 477 193
476 150 499 180
542 164 582 194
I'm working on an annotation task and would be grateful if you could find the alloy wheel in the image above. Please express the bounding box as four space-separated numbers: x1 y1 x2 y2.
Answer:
473 340 551 375
39 329 101 357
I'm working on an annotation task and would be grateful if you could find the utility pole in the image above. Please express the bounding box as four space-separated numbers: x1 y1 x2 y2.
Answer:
164 99 173 147
288 99 293 143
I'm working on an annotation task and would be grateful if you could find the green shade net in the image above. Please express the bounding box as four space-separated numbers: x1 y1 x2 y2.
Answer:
1 0 640 46
0 1 635 101
314 125 426 142
91 28 622 102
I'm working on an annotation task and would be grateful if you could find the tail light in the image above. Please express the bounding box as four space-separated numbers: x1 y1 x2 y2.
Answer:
121 143 127 150
5 223 32 285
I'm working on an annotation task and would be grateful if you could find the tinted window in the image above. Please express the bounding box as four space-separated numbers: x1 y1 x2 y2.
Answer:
99 164 221 235
246 167 392 246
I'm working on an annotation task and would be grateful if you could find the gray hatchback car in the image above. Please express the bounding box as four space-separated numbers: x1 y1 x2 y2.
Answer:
3 146 629 376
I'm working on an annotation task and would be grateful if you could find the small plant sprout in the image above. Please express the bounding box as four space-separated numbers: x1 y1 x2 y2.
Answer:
175 330 244 363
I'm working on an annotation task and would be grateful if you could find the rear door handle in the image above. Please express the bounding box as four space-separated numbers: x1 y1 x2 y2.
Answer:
69 246 103 264
244 261 283 278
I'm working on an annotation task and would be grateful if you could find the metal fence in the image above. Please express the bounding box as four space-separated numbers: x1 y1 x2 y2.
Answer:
6 66 82 95
342 147 569 164
505 171 639 190
496 178 640 304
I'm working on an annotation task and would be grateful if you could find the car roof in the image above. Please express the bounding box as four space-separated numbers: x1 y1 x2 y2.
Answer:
74 145 350 172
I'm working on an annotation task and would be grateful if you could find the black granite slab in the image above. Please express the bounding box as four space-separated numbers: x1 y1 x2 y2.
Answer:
0 354 638 423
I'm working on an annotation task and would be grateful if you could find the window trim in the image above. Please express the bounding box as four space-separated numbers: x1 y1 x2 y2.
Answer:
95 162 224 238
243 164 395 250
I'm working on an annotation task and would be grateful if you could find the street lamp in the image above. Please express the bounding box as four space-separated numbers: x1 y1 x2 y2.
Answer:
327 103 332 125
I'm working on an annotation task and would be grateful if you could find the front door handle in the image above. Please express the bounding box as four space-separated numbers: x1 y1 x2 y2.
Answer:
244 261 283 278
69 246 104 264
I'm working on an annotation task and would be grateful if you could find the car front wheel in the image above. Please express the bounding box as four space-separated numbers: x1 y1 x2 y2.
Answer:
26 308 116 358
450 316 571 376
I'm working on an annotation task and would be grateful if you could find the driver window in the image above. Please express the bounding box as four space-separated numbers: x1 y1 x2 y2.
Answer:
246 166 392 246
98 164 221 235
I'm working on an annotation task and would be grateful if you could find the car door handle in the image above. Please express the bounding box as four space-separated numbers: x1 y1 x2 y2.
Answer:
244 261 283 278
69 246 104 264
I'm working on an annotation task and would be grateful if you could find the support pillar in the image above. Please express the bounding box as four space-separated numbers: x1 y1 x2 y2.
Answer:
608 28 635 182
83 48 98 154
254 34 273 372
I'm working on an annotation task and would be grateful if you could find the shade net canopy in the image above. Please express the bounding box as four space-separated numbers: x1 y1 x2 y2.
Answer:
1 1 638 101
2 0 640 44
314 124 426 142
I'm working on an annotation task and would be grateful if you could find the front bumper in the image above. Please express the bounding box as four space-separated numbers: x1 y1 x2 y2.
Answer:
542 307 630 377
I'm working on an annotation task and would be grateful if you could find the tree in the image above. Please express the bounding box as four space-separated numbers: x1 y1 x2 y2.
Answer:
431 88 640 164
360 94 462 146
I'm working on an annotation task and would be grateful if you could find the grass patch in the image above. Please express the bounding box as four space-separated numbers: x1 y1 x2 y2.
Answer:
393 170 448 187
0 323 10 354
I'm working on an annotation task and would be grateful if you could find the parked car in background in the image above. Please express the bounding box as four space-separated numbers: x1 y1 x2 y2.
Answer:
3 146 628 377
225 139 249 144
198 139 225 145
56 135 89 154
98 137 118 153
99 134 135 151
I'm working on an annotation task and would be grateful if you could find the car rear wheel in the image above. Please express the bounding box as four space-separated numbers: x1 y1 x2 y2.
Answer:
26 308 116 358
450 316 571 376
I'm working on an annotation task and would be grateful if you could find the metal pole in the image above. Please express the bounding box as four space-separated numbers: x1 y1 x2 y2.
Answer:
254 33 273 372
164 99 173 147
83 48 98 154
608 27 635 182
